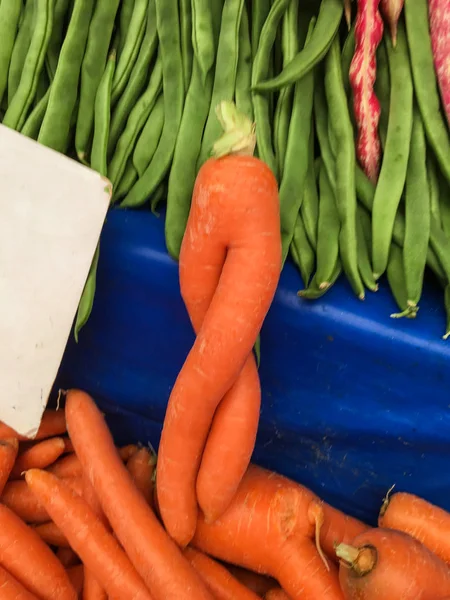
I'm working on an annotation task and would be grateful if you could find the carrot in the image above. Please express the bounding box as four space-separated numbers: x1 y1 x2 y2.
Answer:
0 410 67 441
10 437 66 479
24 469 154 600
34 521 70 547
126 447 156 506
428 0 450 125
48 445 137 479
380 0 404 45
184 547 260 600
0 438 19 492
192 464 343 600
0 503 76 599
157 101 281 546
225 564 277 596
57 547 79 568
320 502 370 561
265 589 292 600
378 491 450 564
65 389 214 600
82 573 108 600
119 444 139 461
2 476 83 523
0 564 39 599
63 438 75 453
337 527 450 599
67 565 84 597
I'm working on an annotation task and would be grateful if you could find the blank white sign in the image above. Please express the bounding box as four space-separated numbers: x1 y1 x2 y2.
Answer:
0 125 111 437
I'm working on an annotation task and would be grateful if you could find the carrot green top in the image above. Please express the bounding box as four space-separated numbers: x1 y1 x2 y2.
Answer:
212 101 256 159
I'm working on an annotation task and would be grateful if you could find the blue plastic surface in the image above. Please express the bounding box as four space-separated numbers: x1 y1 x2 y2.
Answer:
57 208 450 525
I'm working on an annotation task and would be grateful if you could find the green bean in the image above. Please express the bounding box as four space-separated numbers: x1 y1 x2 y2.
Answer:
404 0 450 183
428 154 441 227
253 0 343 92
8 0 34 104
74 0 121 162
180 0 193 92
3 0 53 131
356 208 378 293
443 286 450 340
191 0 216 79
45 0 71 80
235 3 253 121
91 50 116 177
341 24 355 98
373 38 390 151
439 177 450 238
113 158 138 202
387 243 417 319
273 0 299 177
251 0 290 178
21 86 50 139
121 0 185 209
108 1 158 156
150 181 166 215
197 0 245 169
301 131 320 250
325 34 364 299
74 244 100 342
290 214 315 287
117 0 135 57
35 66 50 105
298 260 342 299
111 0 148 105
133 93 165 176
0 0 22 107
279 18 315 264
372 21 413 280
38 0 95 153
430 218 450 285
251 0 271 59
314 74 336 189
315 164 340 289
403 108 430 309
109 55 163 188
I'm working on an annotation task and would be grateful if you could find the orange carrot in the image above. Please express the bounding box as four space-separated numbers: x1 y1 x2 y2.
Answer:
0 503 76 599
10 437 66 479
0 438 19 492
57 547 80 568
2 476 83 523
25 469 153 600
192 464 343 600
336 528 450 599
321 502 370 561
34 521 70 547
378 491 450 564
67 565 84 597
82 573 108 600
0 564 39 599
184 547 260 600
225 564 277 596
65 389 214 600
126 447 156 506
0 410 67 441
264 589 292 600
63 438 75 453
82 476 108 599
157 102 281 546
119 444 139 461
48 454 83 478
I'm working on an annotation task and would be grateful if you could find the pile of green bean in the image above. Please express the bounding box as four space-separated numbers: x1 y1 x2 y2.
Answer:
1 0 449 338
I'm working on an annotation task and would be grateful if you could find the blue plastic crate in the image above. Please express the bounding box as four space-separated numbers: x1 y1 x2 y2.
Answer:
56 208 450 525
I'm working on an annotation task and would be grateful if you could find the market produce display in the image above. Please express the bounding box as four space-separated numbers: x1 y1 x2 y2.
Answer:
0 0 449 337
0 398 449 599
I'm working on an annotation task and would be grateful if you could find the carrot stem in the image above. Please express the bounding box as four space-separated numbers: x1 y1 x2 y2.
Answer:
335 542 377 576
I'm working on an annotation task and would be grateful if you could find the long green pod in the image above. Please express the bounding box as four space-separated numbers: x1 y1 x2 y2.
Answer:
8 0 34 104
341 24 355 98
21 86 50 139
75 0 121 161
253 0 343 92
108 1 158 156
290 214 315 287
133 93 165 176
191 0 216 80
113 158 138 202
74 244 101 342
428 154 441 227
91 50 116 177
373 38 390 151
314 74 336 190
0 0 22 106
121 0 185 208
301 130 320 250
356 208 378 293
325 34 364 299
387 243 417 319
179 0 193 91
3 0 53 131
45 0 71 80
251 0 271 58
235 3 253 121
404 0 450 183
371 21 413 279
117 0 135 56
298 260 342 299
315 164 341 289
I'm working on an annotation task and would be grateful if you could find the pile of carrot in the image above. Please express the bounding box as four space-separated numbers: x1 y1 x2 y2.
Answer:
1 395 450 599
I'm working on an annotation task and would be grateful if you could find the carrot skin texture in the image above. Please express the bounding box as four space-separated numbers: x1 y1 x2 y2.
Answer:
320 502 370 561
48 445 136 479
126 447 156 506
0 410 67 441
11 437 66 478
24 469 153 600
0 564 40 599
184 547 261 600
265 589 292 600
225 565 277 596
0 438 19 492
157 155 281 545
66 565 84 597
34 521 70 547
65 389 214 600
378 491 450 564
0 503 77 599
338 528 450 599
428 0 450 125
